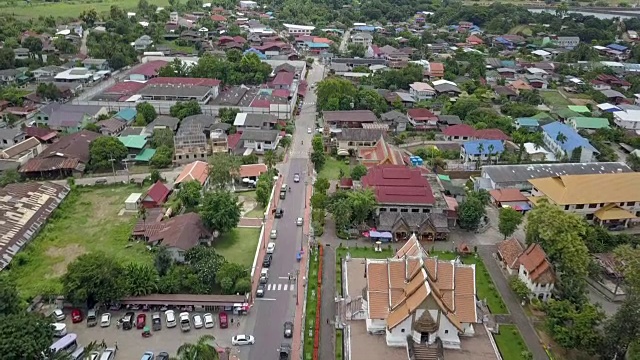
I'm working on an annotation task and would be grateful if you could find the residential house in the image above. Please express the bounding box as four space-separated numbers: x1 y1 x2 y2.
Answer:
381 110 409 132
432 80 461 96
96 118 127 136
0 137 43 165
0 129 26 150
210 130 228 153
497 238 525 275
239 0 258 8
351 32 373 47
113 108 137 124
36 104 106 133
361 165 440 215
596 74 631 90
515 117 540 131
466 35 483 46
488 188 530 212
494 85 518 100
516 244 556 301
134 35 154 50
477 162 632 191
474 129 510 141
0 68 27 85
31 65 66 82
441 124 475 141
523 143 555 162
118 135 149 161
283 24 315 36
174 160 210 188
271 71 295 90
437 115 462 127
142 180 171 208
409 82 435 101
541 122 598 162
146 115 180 133
357 137 406 168
239 163 268 184
82 58 109 70
19 130 100 178
323 110 378 129
141 213 212 262
552 36 580 49
613 109 640 130
601 89 626 104
233 113 277 132
407 108 438 130
13 48 30 60
334 128 386 154
240 129 280 154
173 123 209 165
460 140 505 164
567 117 610 131
529 172 640 228
364 236 477 349
376 211 450 242
591 80 611 91
24 126 58 143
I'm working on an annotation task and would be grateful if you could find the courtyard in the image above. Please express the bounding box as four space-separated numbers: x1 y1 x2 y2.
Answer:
8 185 152 299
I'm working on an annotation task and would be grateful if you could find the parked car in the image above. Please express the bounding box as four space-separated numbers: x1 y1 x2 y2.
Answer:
259 268 269 284
179 312 191 332
71 309 83 323
275 208 284 218
100 348 116 360
270 229 277 239
263 254 272 267
155 352 169 360
88 351 100 360
267 242 276 254
136 313 147 329
296 217 303 226
293 173 300 183
52 323 67 337
165 310 177 328
204 313 215 328
141 352 154 360
256 284 265 298
193 314 204 329
219 312 228 328
53 309 65 321
100 313 111 327
232 335 255 346
307 128 312 134
86 309 97 327
284 321 293 338
152 313 162 331
122 311 135 330
608 224 626 231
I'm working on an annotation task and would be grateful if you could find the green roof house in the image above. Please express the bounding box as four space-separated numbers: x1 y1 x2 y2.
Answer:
554 108 581 121
567 117 610 131
568 105 590 114
118 135 149 160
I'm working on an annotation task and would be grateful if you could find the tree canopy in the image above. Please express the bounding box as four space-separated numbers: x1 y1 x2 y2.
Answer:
207 153 240 189
61 252 126 305
89 136 128 170
200 191 242 234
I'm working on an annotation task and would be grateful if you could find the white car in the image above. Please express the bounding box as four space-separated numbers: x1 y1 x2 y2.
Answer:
296 217 303 226
204 313 215 328
165 310 177 328
53 309 65 321
307 127 312 134
231 334 255 346
100 313 111 327
193 314 204 329
267 242 276 254
270 229 277 239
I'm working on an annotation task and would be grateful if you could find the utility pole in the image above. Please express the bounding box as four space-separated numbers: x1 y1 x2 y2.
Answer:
108 153 116 179
122 159 130 183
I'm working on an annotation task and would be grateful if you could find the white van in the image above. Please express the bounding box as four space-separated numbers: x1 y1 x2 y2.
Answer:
52 323 67 337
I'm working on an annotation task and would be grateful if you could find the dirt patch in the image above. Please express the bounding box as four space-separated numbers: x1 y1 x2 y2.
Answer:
45 244 87 277
569 98 594 106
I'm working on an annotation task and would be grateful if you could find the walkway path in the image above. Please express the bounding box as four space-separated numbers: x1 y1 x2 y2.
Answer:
318 216 338 359
477 245 548 360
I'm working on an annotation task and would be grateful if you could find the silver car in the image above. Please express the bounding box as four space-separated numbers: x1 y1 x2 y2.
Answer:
270 229 277 239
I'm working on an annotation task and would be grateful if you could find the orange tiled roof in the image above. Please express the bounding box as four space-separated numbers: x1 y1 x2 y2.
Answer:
175 161 209 186
497 238 524 270
518 244 555 285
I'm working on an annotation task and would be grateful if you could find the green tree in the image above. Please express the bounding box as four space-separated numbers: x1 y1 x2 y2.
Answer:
350 164 368 180
263 150 277 170
61 252 126 304
170 100 202 120
509 276 531 301
36 83 60 101
0 169 20 187
218 107 239 125
601 293 640 359
150 169 162 183
544 299 603 353
89 136 128 170
178 180 203 210
80 8 98 26
200 191 241 233
314 177 330 194
207 153 239 189
154 246 173 276
498 207 523 239
0 48 15 70
185 247 226 292
241 153 259 165
123 263 158 296
345 189 377 225
0 276 21 316
151 128 174 148
457 195 485 231
0 312 54 360
316 77 357 111
176 335 220 360
158 265 205 294
84 123 100 133
22 36 43 57
311 134 325 172
255 172 273 208
330 196 353 231
150 145 173 168
216 262 247 294
136 102 157 124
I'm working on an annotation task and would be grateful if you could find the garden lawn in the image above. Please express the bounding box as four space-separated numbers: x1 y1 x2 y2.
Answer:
494 325 530 360
8 185 152 300
304 248 321 359
166 41 196 54
245 205 265 218
0 0 169 18
214 227 260 267
318 157 350 180
541 90 571 107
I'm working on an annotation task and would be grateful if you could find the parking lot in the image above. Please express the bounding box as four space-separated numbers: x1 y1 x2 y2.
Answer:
62 310 250 358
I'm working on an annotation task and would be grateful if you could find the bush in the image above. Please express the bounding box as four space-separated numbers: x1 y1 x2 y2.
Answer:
312 221 324 236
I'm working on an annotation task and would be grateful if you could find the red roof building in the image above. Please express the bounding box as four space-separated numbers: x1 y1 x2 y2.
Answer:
407 108 438 129
442 124 476 140
271 72 295 89
466 35 484 45
147 77 221 87
233 36 247 44
474 128 510 141
227 133 242 150
358 137 405 168
24 126 58 143
239 164 268 179
143 181 171 208
361 165 436 207
428 62 445 78
210 14 227 22
218 36 235 44
131 60 168 79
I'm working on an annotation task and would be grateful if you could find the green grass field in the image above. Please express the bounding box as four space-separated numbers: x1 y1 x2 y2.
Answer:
318 157 351 181
8 185 152 300
494 324 531 359
0 0 169 19
541 90 572 107
214 227 260 267
304 247 321 360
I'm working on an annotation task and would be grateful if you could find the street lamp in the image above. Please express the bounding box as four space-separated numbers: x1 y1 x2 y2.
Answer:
295 269 300 306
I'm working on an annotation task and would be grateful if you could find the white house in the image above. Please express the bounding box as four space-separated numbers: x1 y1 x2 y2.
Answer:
0 137 43 165
351 32 373 47
516 244 555 301
613 109 640 130
409 82 435 101
541 122 598 162
552 36 580 49
240 129 280 154
364 236 478 350
283 23 315 36
239 0 258 9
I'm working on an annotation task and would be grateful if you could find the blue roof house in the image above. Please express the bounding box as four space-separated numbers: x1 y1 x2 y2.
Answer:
114 108 137 123
607 44 628 52
541 121 599 162
460 139 505 164
354 26 376 32
244 48 267 59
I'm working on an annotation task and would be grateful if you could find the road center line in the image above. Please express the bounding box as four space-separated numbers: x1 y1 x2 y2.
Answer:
255 298 277 301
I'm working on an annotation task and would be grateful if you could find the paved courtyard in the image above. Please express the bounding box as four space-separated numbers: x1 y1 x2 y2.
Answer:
62 310 250 358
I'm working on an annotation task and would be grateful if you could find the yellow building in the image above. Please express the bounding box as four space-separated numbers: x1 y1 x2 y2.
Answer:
528 172 640 229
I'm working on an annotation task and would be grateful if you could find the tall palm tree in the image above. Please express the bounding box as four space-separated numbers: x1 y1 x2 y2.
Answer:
556 132 568 145
475 142 485 169
487 144 495 165
176 335 220 360
263 150 276 170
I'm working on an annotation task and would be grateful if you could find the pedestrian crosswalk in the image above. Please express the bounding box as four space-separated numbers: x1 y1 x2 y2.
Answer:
265 283 296 292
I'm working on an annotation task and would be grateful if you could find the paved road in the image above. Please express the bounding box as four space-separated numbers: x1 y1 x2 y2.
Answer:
246 60 325 360
80 29 88 56
50 168 184 187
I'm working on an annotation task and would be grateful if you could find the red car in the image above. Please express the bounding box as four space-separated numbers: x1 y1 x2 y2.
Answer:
218 312 228 329
136 313 147 329
71 309 83 323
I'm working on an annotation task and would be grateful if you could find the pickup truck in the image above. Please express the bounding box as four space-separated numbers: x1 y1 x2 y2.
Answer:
278 343 291 360
179 312 191 332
